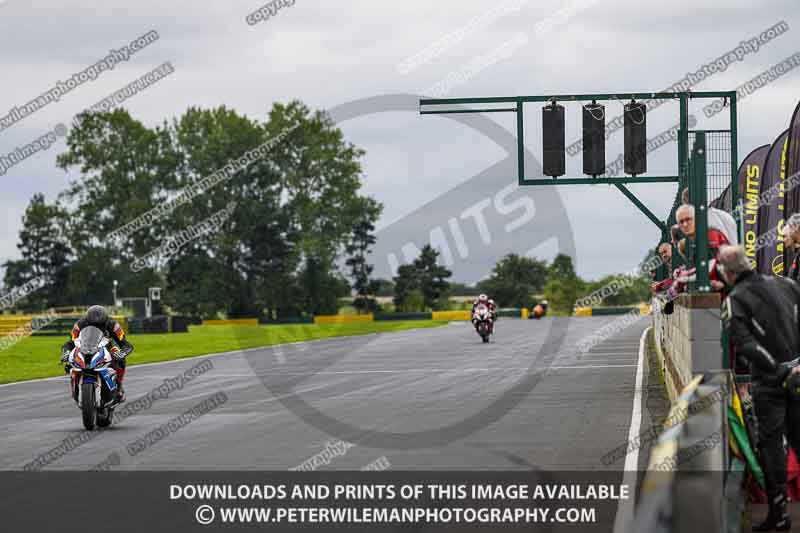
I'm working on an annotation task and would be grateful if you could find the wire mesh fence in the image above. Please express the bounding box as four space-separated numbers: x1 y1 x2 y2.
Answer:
655 129 734 280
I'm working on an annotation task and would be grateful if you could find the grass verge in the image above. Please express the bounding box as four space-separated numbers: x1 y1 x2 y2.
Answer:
0 320 449 384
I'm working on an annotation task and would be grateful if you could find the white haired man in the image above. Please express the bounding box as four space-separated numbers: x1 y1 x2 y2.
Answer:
675 203 730 293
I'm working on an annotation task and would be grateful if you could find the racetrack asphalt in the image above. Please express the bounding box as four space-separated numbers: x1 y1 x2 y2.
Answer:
0 316 658 472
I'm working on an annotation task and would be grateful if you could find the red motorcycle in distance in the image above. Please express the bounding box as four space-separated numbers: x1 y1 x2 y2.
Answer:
472 304 493 343
531 300 549 319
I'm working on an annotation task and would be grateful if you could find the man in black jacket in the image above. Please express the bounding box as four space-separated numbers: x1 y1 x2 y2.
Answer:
719 245 800 531
61 305 134 402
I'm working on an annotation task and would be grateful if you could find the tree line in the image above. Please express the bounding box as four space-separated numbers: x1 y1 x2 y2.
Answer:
2 102 380 318
383 246 651 313
1 101 651 318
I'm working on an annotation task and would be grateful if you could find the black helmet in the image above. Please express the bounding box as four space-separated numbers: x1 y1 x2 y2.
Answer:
86 305 108 326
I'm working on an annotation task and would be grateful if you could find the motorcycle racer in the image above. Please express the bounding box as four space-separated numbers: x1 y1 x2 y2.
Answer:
471 294 497 332
61 305 133 402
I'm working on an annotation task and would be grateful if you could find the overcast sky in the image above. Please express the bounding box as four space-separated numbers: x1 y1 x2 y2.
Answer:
0 0 798 283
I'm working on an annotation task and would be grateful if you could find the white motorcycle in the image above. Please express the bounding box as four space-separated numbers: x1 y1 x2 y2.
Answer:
64 326 120 430
473 304 493 343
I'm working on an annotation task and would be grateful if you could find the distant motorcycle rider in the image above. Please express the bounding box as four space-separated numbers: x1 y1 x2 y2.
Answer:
719 245 800 532
61 305 133 402
471 294 497 332
532 299 549 319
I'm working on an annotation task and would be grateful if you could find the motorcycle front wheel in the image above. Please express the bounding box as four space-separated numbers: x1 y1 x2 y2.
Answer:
81 382 97 430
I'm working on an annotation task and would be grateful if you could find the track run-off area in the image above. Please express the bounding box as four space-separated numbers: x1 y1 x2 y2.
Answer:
0 316 658 473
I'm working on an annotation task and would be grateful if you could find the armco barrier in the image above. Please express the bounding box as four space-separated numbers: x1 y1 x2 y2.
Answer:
374 312 432 321
0 316 36 336
23 315 128 337
202 318 259 326
128 316 170 334
431 310 471 321
260 316 314 325
632 371 734 533
170 316 194 333
572 304 651 317
591 306 640 316
314 314 374 325
3 306 530 339
32 317 78 336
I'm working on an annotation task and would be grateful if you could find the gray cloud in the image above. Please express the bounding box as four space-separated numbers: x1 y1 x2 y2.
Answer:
0 0 798 283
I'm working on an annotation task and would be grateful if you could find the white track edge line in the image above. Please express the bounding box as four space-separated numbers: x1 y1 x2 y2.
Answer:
612 326 649 533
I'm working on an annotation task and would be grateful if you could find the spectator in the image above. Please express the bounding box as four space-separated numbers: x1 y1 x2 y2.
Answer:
682 187 739 246
658 242 672 271
675 205 699 278
718 244 800 531
676 203 730 293
677 238 687 262
651 243 674 295
784 213 800 282
675 204 696 246
671 224 688 265
676 203 732 257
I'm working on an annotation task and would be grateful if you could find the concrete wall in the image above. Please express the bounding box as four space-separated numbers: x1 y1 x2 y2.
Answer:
653 293 722 402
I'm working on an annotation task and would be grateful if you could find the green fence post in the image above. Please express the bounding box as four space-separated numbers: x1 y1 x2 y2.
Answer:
516 99 525 185
721 323 730 370
679 93 689 186
729 92 740 240
691 132 710 292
